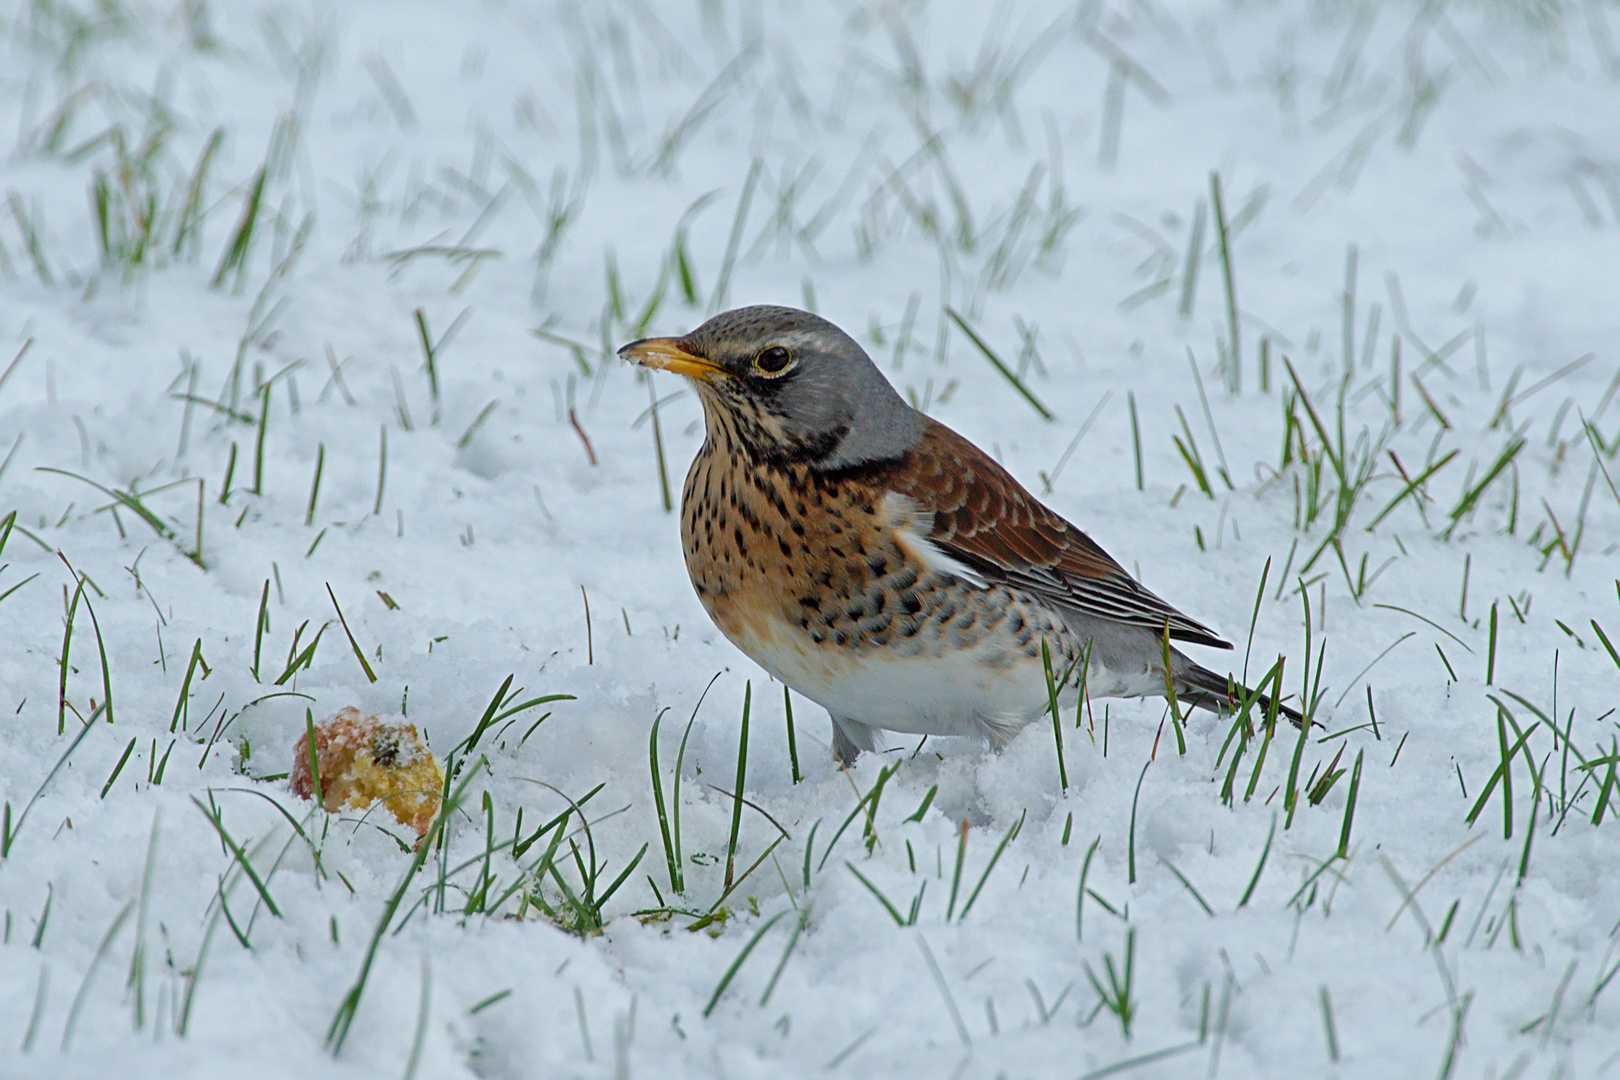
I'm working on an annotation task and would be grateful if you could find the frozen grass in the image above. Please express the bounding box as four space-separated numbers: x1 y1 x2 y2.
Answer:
1 1 1619 1078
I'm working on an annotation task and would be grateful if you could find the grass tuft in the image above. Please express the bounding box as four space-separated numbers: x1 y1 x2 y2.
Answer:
1083 927 1137 1040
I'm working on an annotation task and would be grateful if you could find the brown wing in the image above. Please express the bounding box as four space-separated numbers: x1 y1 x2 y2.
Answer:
886 418 1232 649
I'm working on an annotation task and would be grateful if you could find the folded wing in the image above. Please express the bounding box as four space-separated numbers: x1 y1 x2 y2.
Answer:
886 418 1233 650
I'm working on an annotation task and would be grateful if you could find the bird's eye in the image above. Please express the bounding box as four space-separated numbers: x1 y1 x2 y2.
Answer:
753 346 792 375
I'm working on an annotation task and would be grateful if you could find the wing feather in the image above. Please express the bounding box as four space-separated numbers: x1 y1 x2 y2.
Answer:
887 419 1232 650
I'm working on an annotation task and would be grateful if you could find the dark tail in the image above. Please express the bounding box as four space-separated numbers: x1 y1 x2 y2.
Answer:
1176 660 1306 729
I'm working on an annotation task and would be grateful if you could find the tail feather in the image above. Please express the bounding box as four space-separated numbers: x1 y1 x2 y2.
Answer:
831 715 878 767
1176 661 1306 728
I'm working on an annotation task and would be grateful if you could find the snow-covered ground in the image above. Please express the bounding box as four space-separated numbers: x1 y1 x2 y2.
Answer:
2 1 1618 1076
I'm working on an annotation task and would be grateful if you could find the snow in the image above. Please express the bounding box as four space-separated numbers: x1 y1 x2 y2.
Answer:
1 1 1618 1077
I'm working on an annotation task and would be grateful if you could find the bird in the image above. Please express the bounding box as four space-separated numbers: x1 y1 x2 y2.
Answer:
619 305 1302 766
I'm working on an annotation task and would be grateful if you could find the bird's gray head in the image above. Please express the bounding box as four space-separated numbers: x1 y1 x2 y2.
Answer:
618 305 923 471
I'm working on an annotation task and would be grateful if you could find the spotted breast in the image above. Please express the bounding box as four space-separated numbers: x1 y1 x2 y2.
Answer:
679 414 1082 749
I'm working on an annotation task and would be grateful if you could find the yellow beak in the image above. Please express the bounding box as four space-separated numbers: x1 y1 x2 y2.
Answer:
618 337 727 380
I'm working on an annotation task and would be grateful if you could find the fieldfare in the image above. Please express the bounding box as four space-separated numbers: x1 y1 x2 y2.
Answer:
620 306 1300 765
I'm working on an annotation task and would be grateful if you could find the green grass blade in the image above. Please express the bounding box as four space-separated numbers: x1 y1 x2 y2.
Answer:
702 910 788 1017
945 307 1054 420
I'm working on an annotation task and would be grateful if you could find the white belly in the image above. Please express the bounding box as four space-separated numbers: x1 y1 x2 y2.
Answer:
741 620 1149 741
790 648 1048 737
